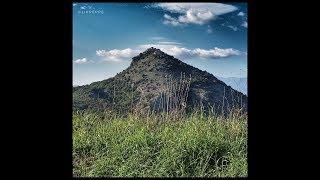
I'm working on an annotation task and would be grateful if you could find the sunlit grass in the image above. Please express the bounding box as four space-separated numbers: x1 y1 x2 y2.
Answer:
73 111 247 177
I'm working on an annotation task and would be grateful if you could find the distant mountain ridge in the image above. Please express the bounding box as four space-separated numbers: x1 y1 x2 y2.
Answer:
216 77 247 95
73 47 247 116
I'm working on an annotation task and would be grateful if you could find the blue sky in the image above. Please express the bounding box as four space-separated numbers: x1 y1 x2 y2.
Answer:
73 3 247 86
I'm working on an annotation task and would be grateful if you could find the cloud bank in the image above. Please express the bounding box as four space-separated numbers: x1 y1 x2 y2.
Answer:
96 44 243 62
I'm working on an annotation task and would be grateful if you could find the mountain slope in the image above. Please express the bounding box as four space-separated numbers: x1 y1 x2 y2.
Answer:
73 47 247 115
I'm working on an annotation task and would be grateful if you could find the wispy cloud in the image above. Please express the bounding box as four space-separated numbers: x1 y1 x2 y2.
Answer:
73 58 93 64
150 36 166 40
241 21 248 28
157 41 182 45
227 25 238 31
163 14 184 26
150 37 183 45
207 25 213 33
238 11 245 16
238 11 247 28
152 3 237 26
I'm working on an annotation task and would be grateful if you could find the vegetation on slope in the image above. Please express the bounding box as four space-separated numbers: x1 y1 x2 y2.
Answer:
73 48 247 116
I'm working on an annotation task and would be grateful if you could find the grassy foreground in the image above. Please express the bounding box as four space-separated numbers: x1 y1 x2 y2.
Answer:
73 112 247 177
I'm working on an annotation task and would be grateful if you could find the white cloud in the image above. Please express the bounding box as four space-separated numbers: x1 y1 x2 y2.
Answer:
238 11 245 16
227 25 238 31
73 58 92 64
153 3 237 26
241 21 248 28
193 47 241 58
96 48 138 62
178 9 215 25
73 3 77 7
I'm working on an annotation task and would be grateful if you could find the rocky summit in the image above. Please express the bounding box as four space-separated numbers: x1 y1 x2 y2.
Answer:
73 47 247 116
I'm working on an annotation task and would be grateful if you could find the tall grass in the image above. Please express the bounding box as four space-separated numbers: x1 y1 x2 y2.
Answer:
131 73 246 119
73 112 247 177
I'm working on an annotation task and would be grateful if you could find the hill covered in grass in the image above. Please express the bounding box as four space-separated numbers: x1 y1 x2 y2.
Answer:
73 47 247 116
73 112 247 177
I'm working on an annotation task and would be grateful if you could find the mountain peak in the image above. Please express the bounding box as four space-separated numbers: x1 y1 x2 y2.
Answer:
131 47 173 66
73 48 247 116
143 47 165 56
145 47 160 52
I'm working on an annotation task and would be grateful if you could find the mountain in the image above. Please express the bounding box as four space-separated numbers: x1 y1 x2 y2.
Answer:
73 47 247 116
216 77 247 95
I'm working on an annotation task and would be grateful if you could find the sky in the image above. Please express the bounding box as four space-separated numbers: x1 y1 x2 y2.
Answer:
73 3 247 86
